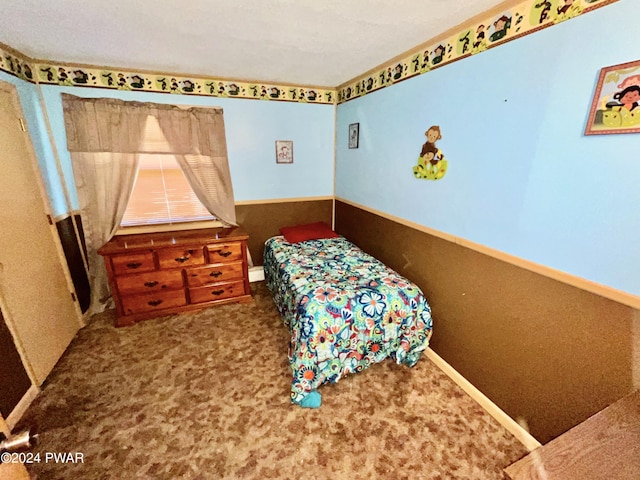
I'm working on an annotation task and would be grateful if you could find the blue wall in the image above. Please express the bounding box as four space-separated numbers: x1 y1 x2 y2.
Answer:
2 73 335 217
0 71 69 216
336 1 640 297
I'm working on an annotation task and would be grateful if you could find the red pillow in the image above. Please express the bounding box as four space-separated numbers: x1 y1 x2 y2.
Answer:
280 222 339 243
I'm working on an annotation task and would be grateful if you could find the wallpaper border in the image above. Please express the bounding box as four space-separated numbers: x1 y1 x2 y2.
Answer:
336 0 618 104
0 0 618 105
0 44 336 105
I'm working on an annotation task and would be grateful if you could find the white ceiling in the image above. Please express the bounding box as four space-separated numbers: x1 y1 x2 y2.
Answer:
0 0 507 87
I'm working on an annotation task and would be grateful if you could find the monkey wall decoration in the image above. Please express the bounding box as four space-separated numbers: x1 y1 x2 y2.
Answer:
412 125 448 180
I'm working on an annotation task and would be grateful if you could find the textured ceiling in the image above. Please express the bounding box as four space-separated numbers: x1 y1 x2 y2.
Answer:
0 0 508 87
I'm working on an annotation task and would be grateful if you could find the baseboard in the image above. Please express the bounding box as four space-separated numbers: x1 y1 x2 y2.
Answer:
249 266 265 283
425 348 542 452
6 385 39 430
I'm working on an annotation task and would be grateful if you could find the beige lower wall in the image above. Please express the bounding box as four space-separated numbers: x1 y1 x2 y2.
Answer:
235 199 333 265
335 200 636 444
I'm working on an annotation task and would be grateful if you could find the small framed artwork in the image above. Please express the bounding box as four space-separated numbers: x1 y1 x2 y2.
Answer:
585 59 640 135
348 123 359 149
275 140 293 164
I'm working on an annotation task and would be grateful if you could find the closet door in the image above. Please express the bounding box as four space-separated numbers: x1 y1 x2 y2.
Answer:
0 80 82 386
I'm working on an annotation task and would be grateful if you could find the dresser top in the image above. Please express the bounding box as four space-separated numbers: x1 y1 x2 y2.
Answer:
98 226 248 255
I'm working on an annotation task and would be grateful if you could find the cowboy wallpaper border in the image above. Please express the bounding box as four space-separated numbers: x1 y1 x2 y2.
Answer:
1 0 617 106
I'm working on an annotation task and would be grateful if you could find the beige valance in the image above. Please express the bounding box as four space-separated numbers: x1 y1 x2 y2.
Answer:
61 94 225 156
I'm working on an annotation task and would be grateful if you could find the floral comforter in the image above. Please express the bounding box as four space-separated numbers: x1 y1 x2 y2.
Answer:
264 236 433 404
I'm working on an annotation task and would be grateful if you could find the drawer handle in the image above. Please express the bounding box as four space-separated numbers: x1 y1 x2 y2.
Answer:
144 281 159 288
174 256 190 263
209 271 223 277
126 262 142 269
211 289 225 296
215 250 232 257
148 299 163 307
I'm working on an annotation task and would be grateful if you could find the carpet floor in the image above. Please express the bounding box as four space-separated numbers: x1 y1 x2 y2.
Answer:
18 282 528 479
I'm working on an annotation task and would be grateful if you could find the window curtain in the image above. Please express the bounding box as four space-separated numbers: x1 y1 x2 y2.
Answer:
61 95 237 313
154 107 237 226
62 95 147 313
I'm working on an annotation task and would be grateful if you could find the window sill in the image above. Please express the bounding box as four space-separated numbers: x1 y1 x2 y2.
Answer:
116 220 224 236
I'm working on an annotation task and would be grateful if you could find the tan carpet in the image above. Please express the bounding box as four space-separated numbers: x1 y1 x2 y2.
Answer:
18 282 527 479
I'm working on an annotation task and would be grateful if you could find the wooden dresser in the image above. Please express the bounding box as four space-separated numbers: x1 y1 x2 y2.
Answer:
98 227 251 326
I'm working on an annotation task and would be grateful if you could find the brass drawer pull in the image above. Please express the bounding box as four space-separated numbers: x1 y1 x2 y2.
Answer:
174 256 190 263
148 299 163 307
144 281 159 288
210 289 225 296
126 262 142 269
209 271 222 277
215 250 232 257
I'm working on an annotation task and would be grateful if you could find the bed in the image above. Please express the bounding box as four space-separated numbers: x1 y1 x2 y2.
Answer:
264 223 433 406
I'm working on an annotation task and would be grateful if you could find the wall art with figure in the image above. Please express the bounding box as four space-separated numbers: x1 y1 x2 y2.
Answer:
585 59 640 135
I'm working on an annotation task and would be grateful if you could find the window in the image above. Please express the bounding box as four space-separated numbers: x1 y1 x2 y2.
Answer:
119 115 220 232
120 154 216 227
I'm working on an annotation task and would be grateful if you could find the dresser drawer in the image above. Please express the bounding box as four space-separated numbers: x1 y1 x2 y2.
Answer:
156 247 205 269
207 242 243 263
189 281 246 304
116 270 184 295
121 289 187 315
185 261 244 287
111 252 155 275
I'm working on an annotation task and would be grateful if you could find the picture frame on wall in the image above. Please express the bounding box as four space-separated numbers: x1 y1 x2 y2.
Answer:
348 123 359 149
275 140 294 164
585 59 640 135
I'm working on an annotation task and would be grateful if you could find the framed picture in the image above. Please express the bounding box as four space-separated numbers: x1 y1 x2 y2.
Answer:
348 123 359 149
275 140 293 164
585 59 640 135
